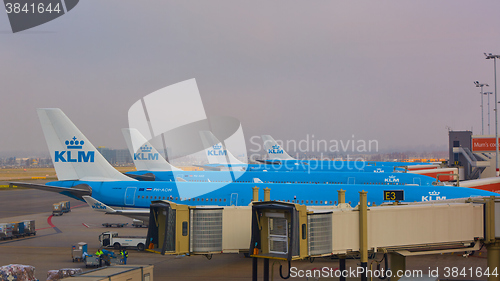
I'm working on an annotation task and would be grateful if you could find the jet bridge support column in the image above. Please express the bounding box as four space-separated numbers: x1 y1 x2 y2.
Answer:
252 257 258 281
359 191 368 281
339 255 346 281
338 189 345 204
252 186 259 202
485 196 500 281
487 241 500 281
264 187 270 201
390 253 406 281
263 258 269 281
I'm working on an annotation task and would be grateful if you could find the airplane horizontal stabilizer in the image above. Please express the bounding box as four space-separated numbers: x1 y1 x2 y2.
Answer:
82 196 116 213
124 172 156 181
83 196 149 222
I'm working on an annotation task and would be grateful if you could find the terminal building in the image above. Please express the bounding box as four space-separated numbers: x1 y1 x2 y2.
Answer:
449 130 498 179
96 147 132 165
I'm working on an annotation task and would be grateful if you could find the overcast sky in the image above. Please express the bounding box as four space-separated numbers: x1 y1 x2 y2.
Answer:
1 1 500 157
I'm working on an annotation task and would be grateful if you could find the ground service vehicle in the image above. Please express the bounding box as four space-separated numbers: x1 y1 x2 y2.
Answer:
99 232 146 251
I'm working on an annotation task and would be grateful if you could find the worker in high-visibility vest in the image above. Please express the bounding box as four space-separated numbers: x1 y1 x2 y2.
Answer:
120 248 129 265
95 249 104 267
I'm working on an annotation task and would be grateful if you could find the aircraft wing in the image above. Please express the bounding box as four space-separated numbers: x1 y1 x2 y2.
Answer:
10 182 92 200
193 164 225 171
82 196 150 222
124 172 156 181
194 164 246 172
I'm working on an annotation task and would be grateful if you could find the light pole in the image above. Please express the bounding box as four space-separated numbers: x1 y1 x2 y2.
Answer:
475 81 489 135
485 53 500 176
485 92 493 134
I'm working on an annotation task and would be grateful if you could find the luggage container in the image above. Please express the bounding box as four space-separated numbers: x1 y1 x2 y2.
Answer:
22 220 36 236
72 243 88 262
84 255 99 268
10 222 25 237
61 201 71 213
0 223 13 240
53 203 63 216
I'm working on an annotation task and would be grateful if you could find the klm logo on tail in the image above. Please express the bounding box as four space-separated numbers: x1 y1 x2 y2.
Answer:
208 144 227 156
134 145 159 161
268 145 284 154
55 137 95 163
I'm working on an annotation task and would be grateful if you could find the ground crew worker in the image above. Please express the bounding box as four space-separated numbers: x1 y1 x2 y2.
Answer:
120 248 129 265
148 237 154 249
95 248 103 267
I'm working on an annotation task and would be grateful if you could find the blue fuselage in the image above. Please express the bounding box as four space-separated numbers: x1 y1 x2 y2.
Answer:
126 170 436 186
48 180 497 208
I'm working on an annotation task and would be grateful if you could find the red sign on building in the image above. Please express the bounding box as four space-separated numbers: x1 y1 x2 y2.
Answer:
472 138 499 152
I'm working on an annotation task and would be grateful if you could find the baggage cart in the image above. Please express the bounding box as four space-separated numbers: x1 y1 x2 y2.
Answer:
102 222 128 228
53 203 63 216
72 249 83 262
0 223 13 240
60 201 71 213
22 220 36 236
72 242 88 262
84 255 100 268
10 222 25 237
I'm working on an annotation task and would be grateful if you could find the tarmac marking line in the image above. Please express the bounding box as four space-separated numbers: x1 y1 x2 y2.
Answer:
47 215 55 228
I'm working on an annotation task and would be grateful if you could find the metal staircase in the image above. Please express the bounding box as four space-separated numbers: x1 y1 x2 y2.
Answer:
452 147 490 179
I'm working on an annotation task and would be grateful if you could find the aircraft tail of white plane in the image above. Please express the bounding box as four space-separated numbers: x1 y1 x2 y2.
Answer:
82 195 116 213
261 135 295 160
200 131 246 166
37 108 134 182
122 128 181 171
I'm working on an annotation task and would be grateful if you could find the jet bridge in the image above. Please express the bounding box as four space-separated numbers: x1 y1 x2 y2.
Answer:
144 189 500 281
250 201 482 260
249 193 500 281
145 200 251 256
